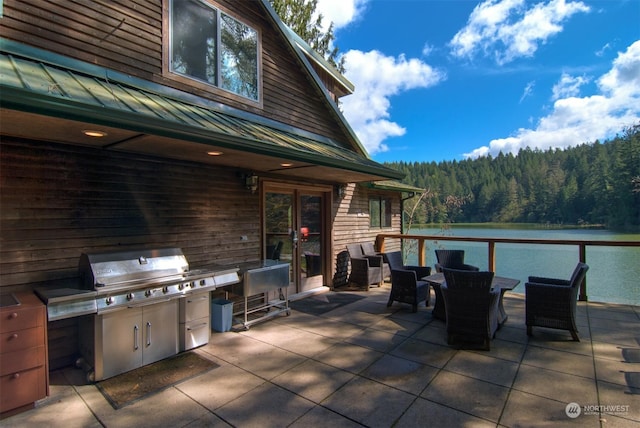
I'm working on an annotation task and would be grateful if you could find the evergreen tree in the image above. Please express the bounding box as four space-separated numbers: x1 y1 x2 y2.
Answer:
385 123 640 230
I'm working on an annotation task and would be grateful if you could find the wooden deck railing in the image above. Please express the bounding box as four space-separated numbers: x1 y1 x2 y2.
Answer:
376 233 640 301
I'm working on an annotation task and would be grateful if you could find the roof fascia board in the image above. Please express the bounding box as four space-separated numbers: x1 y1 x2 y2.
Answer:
283 25 354 94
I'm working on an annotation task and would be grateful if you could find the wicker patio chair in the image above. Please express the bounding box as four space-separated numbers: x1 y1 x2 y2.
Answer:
361 242 391 281
332 250 350 289
441 268 499 350
525 262 589 341
266 241 283 260
434 249 479 272
346 244 383 289
388 269 430 313
384 251 432 306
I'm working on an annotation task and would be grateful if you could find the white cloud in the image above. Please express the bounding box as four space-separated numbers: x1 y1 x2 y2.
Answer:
596 42 611 57
314 0 369 31
464 40 640 158
551 73 590 100
341 50 446 154
450 0 590 65
520 80 535 103
422 43 435 57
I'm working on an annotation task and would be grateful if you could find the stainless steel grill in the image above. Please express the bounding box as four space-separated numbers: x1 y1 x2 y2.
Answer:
37 248 240 381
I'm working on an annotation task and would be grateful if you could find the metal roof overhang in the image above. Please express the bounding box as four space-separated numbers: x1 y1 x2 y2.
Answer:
0 42 403 184
361 181 425 194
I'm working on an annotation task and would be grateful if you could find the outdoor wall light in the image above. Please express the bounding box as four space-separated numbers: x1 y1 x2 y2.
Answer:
245 173 258 193
336 184 346 199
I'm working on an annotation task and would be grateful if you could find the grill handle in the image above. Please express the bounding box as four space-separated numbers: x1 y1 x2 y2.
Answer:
146 321 152 346
134 325 139 350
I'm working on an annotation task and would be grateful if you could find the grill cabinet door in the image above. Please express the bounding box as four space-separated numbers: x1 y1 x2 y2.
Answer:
142 300 178 366
100 308 143 379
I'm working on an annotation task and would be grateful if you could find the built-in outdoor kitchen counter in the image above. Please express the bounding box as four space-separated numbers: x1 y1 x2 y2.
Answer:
34 249 290 382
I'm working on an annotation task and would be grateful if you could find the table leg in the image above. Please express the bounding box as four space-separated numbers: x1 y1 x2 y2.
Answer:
497 288 508 326
431 283 446 321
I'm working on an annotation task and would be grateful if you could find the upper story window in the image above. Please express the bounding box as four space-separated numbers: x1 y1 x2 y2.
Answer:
370 196 392 228
169 0 259 101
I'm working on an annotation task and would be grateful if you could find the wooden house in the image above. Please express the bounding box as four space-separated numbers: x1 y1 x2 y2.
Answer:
0 0 421 407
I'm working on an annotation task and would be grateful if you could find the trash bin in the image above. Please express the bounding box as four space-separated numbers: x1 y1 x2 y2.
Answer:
211 298 233 332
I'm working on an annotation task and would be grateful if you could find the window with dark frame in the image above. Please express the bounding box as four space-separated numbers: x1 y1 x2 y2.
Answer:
169 0 259 101
369 196 392 228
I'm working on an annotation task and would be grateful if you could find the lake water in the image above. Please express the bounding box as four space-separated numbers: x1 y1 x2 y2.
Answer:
405 226 640 306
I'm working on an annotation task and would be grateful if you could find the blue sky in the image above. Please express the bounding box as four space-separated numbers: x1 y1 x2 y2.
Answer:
313 0 640 163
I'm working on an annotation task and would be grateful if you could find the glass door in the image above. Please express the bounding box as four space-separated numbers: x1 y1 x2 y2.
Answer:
299 194 323 292
264 186 328 295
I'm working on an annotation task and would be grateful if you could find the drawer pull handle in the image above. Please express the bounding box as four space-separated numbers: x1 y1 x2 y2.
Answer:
12 373 20 379
187 323 208 331
10 312 18 319
10 333 18 340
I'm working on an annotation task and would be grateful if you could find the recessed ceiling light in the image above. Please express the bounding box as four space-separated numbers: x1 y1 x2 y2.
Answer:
83 130 107 137
280 163 293 167
207 151 223 156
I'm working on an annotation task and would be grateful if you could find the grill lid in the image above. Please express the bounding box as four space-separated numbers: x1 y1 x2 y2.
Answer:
79 248 189 289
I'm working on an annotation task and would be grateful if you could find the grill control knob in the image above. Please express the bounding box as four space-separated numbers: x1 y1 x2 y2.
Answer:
179 283 186 290
145 289 153 297
200 279 206 286
162 286 169 293
190 281 197 288
126 293 134 301
106 296 115 305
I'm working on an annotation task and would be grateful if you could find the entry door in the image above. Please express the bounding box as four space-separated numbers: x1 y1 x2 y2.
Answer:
299 194 323 292
264 187 327 295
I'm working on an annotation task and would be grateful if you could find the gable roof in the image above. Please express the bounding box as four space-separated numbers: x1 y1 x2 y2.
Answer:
258 0 372 158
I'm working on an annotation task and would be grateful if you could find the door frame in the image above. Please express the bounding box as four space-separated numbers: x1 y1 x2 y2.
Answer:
261 180 333 294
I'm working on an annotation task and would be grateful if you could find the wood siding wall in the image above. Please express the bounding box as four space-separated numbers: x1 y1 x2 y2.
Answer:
1 138 261 290
1 0 349 146
332 183 402 260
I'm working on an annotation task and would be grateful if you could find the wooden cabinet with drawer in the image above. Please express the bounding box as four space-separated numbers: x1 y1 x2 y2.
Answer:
0 292 49 416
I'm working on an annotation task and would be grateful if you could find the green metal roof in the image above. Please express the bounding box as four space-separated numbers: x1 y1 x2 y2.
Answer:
361 180 425 194
0 39 403 181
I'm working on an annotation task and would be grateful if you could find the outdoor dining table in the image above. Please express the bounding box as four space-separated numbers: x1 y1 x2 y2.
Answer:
422 272 520 326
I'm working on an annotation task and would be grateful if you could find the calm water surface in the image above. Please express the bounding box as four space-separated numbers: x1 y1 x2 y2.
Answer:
406 226 640 306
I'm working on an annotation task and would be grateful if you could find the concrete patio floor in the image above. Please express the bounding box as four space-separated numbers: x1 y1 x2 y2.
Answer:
2 285 639 428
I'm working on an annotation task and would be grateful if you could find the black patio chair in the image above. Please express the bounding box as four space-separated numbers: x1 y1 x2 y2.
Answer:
441 268 499 350
388 269 430 313
361 242 391 281
525 262 589 341
267 241 283 260
346 244 383 289
384 251 432 305
435 249 479 272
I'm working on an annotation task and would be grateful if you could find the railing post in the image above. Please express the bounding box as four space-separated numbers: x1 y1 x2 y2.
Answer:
418 238 426 266
488 241 496 272
579 243 588 301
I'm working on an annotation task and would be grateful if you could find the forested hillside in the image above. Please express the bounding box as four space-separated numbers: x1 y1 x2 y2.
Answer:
387 124 640 230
